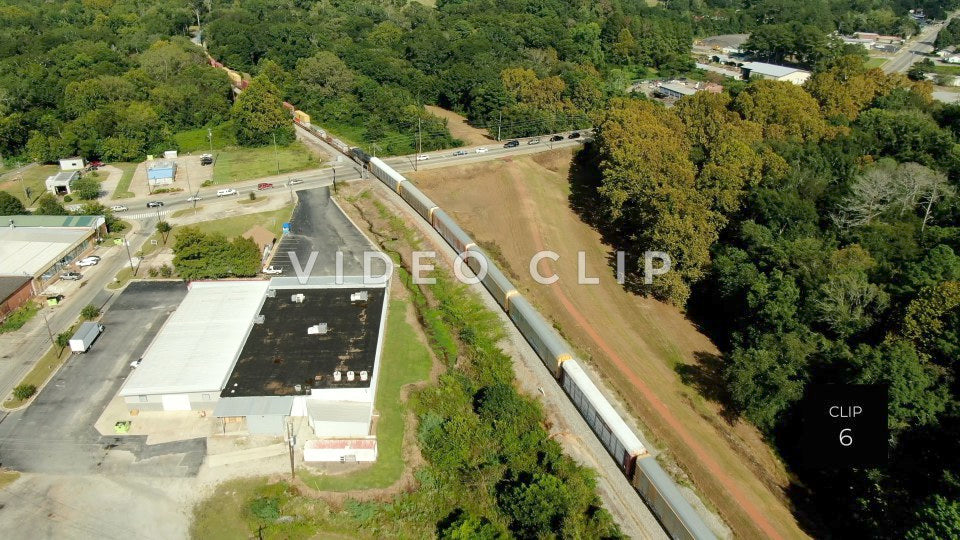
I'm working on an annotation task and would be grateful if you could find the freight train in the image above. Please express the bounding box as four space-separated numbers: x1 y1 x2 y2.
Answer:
364 156 717 540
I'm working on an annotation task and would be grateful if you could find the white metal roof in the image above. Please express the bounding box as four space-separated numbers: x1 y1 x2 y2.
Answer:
660 83 698 96
213 396 293 417
120 281 270 396
306 400 372 424
562 360 647 456
741 62 809 78
0 227 92 276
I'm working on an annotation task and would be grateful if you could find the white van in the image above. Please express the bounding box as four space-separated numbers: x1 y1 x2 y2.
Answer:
216 188 238 197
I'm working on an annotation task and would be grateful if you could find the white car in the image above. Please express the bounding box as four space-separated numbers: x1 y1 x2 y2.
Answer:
77 257 100 267
187 195 202 202
130 358 142 368
475 147 488 153
216 188 238 197
262 266 283 275
110 205 128 212
416 154 430 161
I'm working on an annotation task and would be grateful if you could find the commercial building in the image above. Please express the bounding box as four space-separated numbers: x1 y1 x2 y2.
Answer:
0 275 33 321
740 62 811 85
45 171 79 195
147 160 176 187
58 157 85 171
656 82 698 99
0 215 105 289
119 280 270 411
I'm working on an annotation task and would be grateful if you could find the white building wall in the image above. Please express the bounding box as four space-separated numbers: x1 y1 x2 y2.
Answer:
304 444 377 462
59 158 84 171
308 419 370 437
309 387 373 402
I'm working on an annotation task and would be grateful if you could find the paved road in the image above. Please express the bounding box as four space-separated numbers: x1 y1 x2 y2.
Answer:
883 20 950 74
0 281 203 477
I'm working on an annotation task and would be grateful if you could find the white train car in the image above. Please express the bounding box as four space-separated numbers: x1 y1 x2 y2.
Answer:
399 182 439 223
634 457 717 540
560 360 646 476
369 157 405 192
507 296 572 376
432 209 476 254
466 252 519 310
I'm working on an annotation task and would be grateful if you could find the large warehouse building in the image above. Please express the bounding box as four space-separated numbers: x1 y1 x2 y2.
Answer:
0 215 105 290
119 276 389 450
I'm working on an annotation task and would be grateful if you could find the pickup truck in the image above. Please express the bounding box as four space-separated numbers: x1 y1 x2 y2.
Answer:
262 266 283 275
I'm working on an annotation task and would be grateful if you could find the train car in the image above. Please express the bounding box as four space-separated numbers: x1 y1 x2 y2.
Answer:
432 209 476 254
560 360 647 477
294 110 311 127
399 182 439 223
508 295 572 376
350 147 371 165
369 157 406 192
467 253 519 310
634 457 717 540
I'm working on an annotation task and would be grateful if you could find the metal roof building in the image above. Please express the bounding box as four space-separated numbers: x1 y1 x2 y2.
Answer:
0 215 104 287
740 62 811 85
119 280 270 411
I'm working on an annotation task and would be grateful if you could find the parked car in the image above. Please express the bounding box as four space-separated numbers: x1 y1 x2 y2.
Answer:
130 358 142 368
77 256 100 267
146 201 164 208
568 132 581 139
257 182 274 190
60 271 82 281
262 265 283 275
452 149 468 156
200 154 214 166
504 140 520 148
216 188 238 197
475 147 489 153
110 205 128 212
416 154 430 161
287 179 304 186
88 160 104 168
527 138 541 145
549 135 564 142
187 194 202 202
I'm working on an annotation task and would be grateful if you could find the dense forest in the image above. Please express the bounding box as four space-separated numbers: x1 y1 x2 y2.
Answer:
585 56 960 537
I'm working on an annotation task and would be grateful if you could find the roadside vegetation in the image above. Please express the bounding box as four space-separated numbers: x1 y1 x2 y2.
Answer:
2 340 72 409
110 163 139 199
0 301 39 334
209 143 318 185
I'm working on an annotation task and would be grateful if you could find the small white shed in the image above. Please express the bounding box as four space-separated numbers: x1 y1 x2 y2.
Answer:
59 157 85 171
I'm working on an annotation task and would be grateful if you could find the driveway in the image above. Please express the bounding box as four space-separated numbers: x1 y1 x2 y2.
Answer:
0 281 203 477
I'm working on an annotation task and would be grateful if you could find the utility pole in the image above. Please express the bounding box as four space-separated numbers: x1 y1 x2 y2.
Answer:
497 111 502 141
286 422 296 479
207 127 213 153
332 166 337 194
40 310 54 345
273 133 280 176
124 237 135 274
415 117 422 171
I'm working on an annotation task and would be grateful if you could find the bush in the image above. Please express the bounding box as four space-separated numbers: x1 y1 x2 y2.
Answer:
63 195 73 202
159 264 173 278
148 267 159 278
0 302 40 334
13 384 36 401
248 497 280 521
80 304 101 320
249 192 256 200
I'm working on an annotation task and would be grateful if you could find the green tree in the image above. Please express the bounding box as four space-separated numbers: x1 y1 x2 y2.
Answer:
0 191 27 214
906 496 960 539
34 194 68 215
55 331 71 354
732 80 830 143
499 473 571 536
156 221 172 243
295 51 355 101
71 177 100 200
230 79 294 147
13 384 36 401
80 304 101 320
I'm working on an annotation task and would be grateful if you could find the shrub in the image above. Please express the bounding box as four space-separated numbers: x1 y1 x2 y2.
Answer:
13 384 36 401
248 497 280 521
63 195 73 202
80 304 101 320
148 267 159 278
159 264 173 278
249 192 256 200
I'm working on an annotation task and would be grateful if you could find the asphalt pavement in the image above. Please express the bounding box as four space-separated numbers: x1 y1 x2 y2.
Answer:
883 19 950 74
0 281 202 477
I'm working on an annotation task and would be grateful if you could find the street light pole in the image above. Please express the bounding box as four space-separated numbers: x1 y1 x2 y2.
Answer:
208 127 213 154
40 309 54 345
273 133 280 176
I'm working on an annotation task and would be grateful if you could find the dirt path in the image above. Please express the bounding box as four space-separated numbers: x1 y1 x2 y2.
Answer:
410 150 807 539
425 106 492 145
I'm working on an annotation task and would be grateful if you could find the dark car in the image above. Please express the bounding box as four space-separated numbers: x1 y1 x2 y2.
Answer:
146 201 164 208
60 271 81 281
549 135 564 142
200 153 214 165
452 149 468 156
567 132 581 139
503 140 520 148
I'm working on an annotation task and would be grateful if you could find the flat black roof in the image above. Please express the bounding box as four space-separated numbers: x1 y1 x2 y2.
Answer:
221 286 385 397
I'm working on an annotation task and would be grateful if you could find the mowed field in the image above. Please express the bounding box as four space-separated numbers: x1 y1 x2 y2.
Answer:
409 150 807 539
424 105 492 145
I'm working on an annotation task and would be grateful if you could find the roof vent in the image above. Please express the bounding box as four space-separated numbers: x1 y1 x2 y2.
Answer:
291 293 305 303
350 291 368 303
266 289 276 298
360 370 368 381
333 371 342 382
294 384 302 392
254 314 265 324
347 371 355 381
307 323 328 335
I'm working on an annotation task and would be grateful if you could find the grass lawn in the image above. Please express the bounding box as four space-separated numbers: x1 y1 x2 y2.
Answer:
932 64 960 76
110 162 139 199
172 205 294 240
299 299 431 491
0 301 40 334
864 57 887 69
211 143 319 185
107 266 137 290
0 164 58 207
2 342 71 408
174 122 236 154
190 478 361 539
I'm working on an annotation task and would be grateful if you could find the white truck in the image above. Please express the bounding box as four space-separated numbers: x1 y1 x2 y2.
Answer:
69 321 104 353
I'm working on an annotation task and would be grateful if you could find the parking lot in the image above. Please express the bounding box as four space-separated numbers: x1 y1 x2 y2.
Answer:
0 281 202 477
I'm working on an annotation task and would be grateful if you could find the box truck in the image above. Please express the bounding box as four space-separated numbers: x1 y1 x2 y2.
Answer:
69 322 104 353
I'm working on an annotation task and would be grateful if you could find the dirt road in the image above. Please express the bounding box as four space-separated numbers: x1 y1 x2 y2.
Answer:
410 150 808 539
